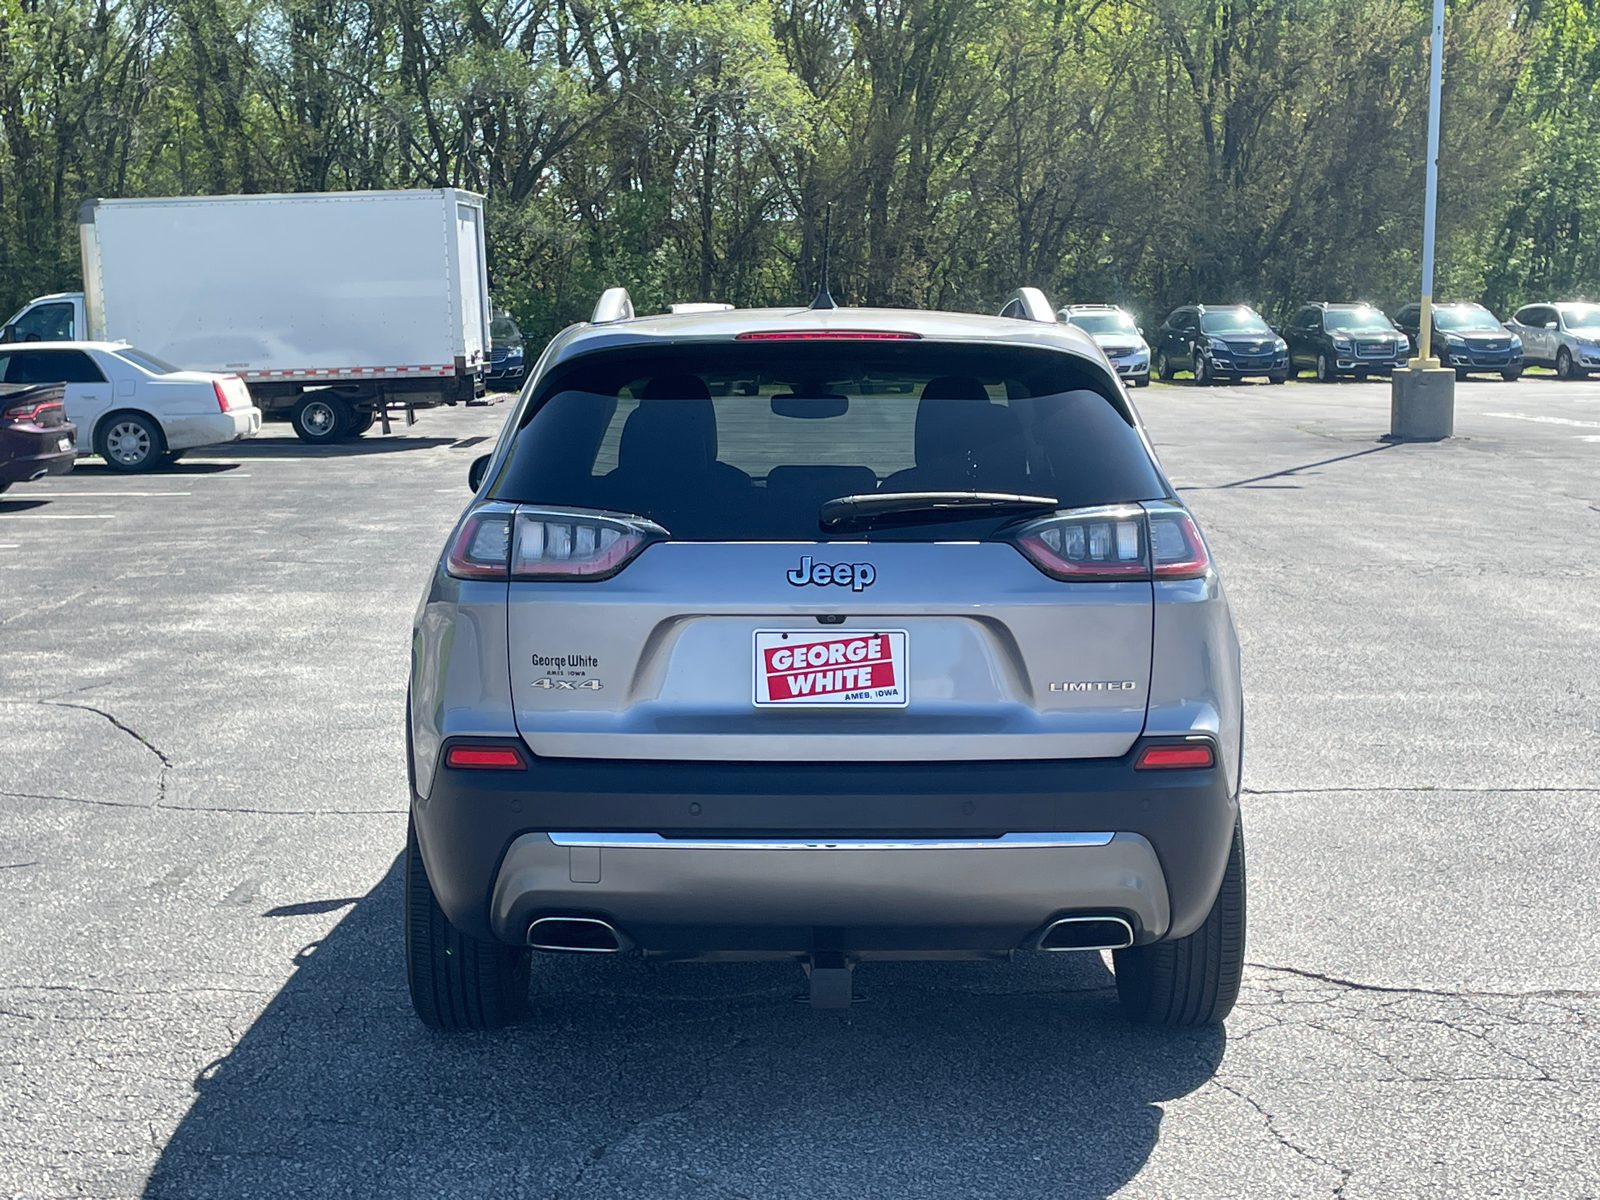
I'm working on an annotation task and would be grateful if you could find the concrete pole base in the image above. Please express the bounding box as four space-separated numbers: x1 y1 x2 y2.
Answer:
1389 366 1455 440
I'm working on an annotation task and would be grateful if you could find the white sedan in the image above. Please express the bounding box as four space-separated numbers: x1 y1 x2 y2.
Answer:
0 341 260 471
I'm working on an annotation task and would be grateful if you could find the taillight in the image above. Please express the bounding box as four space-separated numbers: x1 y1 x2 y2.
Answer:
2 398 62 423
1012 505 1148 580
213 380 232 412
510 508 665 580
1146 504 1211 579
1136 742 1215 769
445 744 526 769
446 509 514 579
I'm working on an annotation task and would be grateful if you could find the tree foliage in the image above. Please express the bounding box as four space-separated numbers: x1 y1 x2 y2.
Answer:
0 0 1584 337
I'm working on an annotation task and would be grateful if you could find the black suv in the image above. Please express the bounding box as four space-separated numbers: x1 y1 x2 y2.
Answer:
1154 305 1289 385
1282 303 1410 381
1392 302 1523 381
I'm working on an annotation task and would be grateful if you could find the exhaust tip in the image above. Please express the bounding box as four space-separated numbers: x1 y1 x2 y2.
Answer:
1038 915 1134 952
527 916 632 954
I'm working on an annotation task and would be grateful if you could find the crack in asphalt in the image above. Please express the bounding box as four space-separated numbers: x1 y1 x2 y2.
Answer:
1245 785 1600 795
1211 1079 1355 1195
38 700 175 806
0 790 403 817
1247 962 1600 1001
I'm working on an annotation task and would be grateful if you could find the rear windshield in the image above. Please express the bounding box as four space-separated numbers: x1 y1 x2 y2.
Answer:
488 344 1166 541
1067 312 1138 335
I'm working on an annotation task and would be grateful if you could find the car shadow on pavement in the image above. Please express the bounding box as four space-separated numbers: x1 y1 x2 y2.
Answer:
144 856 1225 1200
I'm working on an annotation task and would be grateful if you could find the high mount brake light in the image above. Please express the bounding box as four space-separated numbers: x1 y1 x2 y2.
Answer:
443 507 666 582
733 330 921 340
1136 743 1215 769
1012 505 1148 580
1146 506 1211 579
445 744 526 769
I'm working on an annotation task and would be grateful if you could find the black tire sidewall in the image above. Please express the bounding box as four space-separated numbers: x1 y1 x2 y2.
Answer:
292 394 350 443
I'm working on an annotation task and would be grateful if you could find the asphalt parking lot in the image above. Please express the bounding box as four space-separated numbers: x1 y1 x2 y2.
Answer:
3 375 1598 1198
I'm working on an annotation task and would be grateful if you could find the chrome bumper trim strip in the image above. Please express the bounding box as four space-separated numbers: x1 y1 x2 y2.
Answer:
546 831 1116 851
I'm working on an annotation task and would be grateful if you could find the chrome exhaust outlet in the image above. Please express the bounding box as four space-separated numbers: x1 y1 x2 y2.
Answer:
527 916 634 953
1037 915 1135 952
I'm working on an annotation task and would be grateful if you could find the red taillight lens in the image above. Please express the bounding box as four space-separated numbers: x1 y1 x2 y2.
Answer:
1012 505 1148 580
2 398 62 422
1147 507 1211 579
733 330 921 340
510 509 665 580
1136 743 1215 769
213 380 230 412
446 510 513 579
212 376 249 412
445 744 526 769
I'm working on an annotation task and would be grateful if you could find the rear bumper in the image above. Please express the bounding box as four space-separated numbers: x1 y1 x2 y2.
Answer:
1 425 77 483
163 407 261 450
411 737 1238 950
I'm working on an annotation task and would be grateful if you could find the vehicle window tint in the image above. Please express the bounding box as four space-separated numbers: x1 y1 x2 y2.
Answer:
9 303 74 341
114 348 182 374
1293 307 1319 329
0 349 106 385
490 344 1166 542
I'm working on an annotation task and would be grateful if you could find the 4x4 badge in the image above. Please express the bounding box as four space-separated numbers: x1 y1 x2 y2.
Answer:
786 555 876 591
532 678 602 690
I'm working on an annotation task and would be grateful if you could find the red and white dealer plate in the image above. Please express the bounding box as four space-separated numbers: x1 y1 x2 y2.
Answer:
753 630 909 707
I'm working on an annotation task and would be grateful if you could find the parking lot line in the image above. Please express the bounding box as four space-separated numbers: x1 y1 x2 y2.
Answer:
14 491 192 497
0 513 117 520
1482 411 1600 428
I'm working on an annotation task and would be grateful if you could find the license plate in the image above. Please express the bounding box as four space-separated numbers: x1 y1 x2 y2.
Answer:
753 630 908 707
58 437 73 452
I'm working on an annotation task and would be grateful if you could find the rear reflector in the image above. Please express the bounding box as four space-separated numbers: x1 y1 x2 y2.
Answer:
1136 743 1215 769
734 330 921 340
445 744 526 770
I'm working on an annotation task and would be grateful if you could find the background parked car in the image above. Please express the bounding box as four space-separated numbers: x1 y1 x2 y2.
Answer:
1154 305 1289 385
1282 302 1409 381
487 309 526 391
1504 302 1600 379
1058 303 1150 386
0 343 260 472
1393 302 1522 380
0 383 76 491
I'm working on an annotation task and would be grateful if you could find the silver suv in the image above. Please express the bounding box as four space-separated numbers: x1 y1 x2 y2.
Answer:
1505 302 1600 379
406 287 1246 1029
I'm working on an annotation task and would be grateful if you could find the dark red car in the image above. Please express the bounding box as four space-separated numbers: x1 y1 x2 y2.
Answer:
0 384 76 492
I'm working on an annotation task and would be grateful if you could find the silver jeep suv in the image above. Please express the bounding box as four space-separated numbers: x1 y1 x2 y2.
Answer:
406 287 1246 1028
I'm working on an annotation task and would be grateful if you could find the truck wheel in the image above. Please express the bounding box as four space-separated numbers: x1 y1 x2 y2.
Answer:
291 395 349 443
349 410 377 436
405 818 529 1030
1114 819 1246 1026
97 412 165 473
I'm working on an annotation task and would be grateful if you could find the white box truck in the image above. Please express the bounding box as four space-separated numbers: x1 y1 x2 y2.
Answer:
0 189 490 442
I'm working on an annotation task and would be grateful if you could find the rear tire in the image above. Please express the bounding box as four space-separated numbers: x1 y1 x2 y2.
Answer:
1501 368 1523 382
405 818 530 1030
1267 372 1288 385
349 409 377 436
1114 818 1246 1026
291 394 350 443
97 412 165 473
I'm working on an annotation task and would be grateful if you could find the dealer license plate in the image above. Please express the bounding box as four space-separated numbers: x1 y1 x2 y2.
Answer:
753 630 908 707
58 437 73 452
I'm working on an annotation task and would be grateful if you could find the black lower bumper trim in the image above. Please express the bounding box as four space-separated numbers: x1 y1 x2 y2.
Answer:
411 739 1238 946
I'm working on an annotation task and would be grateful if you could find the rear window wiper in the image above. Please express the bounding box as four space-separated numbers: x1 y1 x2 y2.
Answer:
818 491 1060 531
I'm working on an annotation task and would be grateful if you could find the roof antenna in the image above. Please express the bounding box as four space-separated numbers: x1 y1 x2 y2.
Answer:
810 204 835 310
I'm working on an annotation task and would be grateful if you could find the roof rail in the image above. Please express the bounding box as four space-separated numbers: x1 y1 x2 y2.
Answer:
591 287 635 325
668 302 734 315
999 287 1056 324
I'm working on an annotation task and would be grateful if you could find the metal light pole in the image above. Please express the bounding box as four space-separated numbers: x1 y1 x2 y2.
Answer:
1413 0 1445 368
1391 0 1455 439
